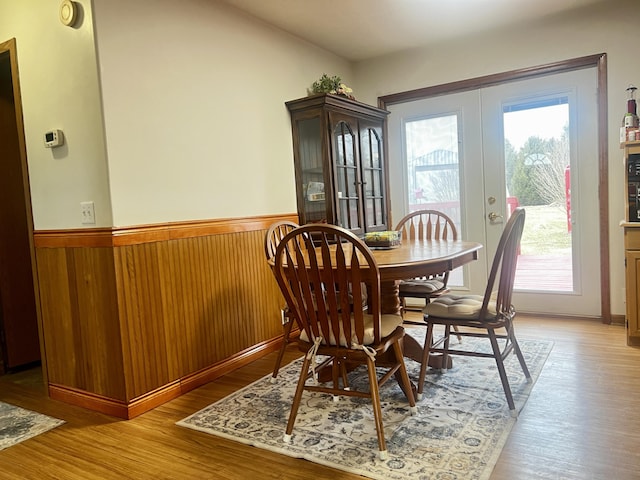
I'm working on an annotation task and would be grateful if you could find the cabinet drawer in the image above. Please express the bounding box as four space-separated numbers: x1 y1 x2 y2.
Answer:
624 227 640 249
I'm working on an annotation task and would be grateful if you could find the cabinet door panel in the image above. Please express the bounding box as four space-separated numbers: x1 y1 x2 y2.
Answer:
337 166 361 230
360 120 386 231
332 116 364 234
626 249 640 340
295 115 328 224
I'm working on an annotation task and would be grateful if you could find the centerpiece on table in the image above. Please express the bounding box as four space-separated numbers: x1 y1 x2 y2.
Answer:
309 73 355 100
363 230 401 248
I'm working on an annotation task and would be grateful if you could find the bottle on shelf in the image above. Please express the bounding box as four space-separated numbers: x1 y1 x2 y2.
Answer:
622 85 640 142
624 85 639 128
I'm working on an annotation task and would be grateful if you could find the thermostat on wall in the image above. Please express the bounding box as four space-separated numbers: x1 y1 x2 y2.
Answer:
44 129 64 148
59 0 78 27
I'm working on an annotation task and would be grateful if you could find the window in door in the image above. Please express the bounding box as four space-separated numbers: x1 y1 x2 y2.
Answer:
503 98 573 292
404 114 463 286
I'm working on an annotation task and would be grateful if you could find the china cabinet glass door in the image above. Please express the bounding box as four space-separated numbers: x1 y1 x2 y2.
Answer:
360 120 386 230
297 116 329 224
333 119 364 233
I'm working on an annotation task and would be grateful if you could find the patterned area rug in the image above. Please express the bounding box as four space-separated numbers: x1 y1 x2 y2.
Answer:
0 402 64 450
178 329 552 480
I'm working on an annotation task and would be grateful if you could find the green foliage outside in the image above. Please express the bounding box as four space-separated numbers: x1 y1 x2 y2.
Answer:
506 125 569 209
505 126 572 256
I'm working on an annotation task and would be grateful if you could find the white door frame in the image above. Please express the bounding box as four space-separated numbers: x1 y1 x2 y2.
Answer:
379 54 611 322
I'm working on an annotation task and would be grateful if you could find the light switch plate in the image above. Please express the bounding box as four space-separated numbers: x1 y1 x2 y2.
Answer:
81 201 95 224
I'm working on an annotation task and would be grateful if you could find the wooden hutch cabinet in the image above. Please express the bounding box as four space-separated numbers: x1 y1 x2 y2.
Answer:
621 140 640 345
285 94 390 236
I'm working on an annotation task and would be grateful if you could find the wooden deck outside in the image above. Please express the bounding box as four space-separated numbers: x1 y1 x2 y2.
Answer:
514 254 573 291
445 253 573 294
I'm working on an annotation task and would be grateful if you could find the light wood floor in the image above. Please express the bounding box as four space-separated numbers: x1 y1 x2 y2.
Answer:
1 314 639 479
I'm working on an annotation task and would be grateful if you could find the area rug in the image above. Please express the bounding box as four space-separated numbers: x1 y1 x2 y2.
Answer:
0 402 64 450
178 330 552 480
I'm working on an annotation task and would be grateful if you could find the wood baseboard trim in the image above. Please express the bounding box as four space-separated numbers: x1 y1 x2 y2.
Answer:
180 339 278 393
48 384 126 417
610 314 625 325
48 335 289 419
627 335 640 346
48 381 183 419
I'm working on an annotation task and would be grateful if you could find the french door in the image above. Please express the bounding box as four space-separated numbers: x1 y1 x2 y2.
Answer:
387 68 600 316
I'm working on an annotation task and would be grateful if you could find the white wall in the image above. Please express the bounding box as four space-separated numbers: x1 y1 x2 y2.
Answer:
353 0 640 316
3 0 632 314
1 0 350 229
92 0 351 227
0 0 112 229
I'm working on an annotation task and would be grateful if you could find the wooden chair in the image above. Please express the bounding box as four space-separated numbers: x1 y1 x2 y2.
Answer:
272 224 416 460
264 221 300 381
395 209 462 345
264 221 368 380
417 207 531 416
395 210 458 317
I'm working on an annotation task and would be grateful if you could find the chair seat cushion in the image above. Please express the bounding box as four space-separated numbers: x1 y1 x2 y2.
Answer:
423 294 497 320
299 313 403 347
398 278 446 295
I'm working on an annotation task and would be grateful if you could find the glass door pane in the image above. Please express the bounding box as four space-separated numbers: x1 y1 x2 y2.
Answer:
404 114 463 285
334 121 363 232
503 99 573 292
360 124 385 229
297 117 327 224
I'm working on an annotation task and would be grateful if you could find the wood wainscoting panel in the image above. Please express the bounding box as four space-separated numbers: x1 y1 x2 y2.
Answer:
34 214 295 417
167 230 285 372
113 229 286 399
36 246 126 400
35 248 76 386
114 242 176 400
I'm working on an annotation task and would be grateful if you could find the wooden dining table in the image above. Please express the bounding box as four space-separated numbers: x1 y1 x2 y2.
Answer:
366 239 482 317
303 237 482 386
365 239 483 364
271 236 482 365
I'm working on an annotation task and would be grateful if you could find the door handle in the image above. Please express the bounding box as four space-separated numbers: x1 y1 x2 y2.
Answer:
488 212 503 222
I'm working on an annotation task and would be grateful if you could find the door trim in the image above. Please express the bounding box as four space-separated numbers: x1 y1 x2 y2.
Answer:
0 38 45 371
379 54 610 323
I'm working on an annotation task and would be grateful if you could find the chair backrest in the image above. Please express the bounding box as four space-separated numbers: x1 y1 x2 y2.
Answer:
264 220 300 261
395 209 458 242
272 224 381 348
395 210 458 286
480 207 526 322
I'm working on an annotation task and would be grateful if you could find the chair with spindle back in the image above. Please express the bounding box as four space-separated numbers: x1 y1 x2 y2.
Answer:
272 223 416 460
264 220 300 381
394 209 459 316
265 220 370 380
418 207 531 416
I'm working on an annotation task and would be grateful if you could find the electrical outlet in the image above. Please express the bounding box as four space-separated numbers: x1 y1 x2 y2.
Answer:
81 201 95 224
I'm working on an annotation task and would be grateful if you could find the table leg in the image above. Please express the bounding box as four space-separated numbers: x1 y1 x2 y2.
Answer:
378 279 401 315
377 280 451 370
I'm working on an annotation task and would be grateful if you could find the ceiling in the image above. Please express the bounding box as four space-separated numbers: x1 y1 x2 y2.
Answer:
218 0 607 62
